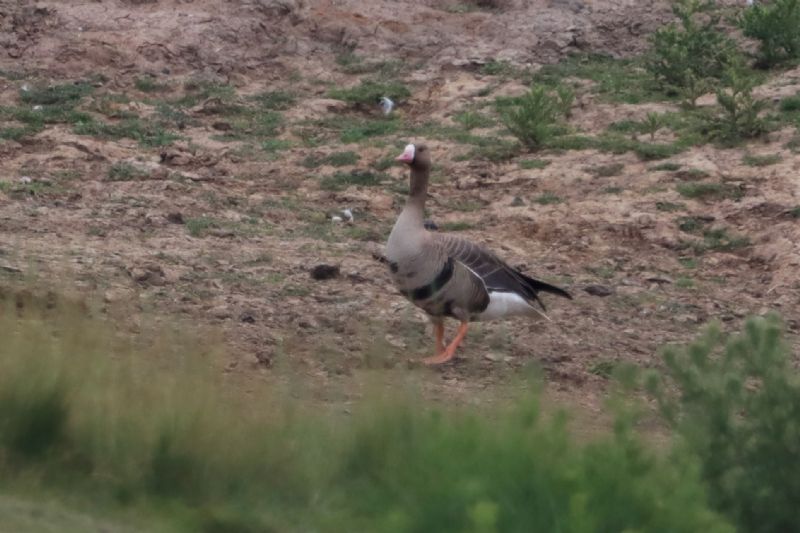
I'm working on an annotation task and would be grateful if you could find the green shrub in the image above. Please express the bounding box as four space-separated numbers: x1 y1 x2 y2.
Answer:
702 63 769 144
0 292 735 532
742 153 781 166
320 170 383 190
108 162 149 181
340 118 399 143
134 76 168 93
500 85 571 150
519 158 550 169
19 82 93 106
532 54 663 104
738 0 800 68
74 118 181 147
454 110 494 130
676 181 743 200
329 79 410 105
780 92 800 112
646 0 737 102
480 59 516 76
302 150 360 168
648 316 800 533
252 90 296 110
463 138 519 162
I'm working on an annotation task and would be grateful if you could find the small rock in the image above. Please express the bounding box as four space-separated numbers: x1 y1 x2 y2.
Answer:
167 212 184 224
331 215 343 223
239 311 257 324
584 284 613 297
212 121 232 131
128 267 150 283
347 271 369 283
103 288 132 304
384 334 406 349
297 317 319 329
484 352 509 362
310 264 340 280
510 196 525 207
128 264 166 286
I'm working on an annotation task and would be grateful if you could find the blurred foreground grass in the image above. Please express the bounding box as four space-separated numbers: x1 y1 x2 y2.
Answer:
0 288 768 532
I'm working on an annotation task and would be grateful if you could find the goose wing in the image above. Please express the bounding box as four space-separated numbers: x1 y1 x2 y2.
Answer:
433 233 571 311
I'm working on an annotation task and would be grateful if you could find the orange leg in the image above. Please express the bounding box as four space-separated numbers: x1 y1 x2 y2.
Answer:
423 321 469 365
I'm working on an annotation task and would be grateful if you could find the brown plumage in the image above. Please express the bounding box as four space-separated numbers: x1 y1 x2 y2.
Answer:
386 143 572 365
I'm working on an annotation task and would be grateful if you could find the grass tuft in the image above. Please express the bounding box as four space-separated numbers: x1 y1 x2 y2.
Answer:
320 170 384 190
676 182 743 201
329 80 410 105
742 153 781 167
19 82 93 106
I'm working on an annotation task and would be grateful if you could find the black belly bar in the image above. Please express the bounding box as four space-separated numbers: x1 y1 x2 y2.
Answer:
400 257 454 302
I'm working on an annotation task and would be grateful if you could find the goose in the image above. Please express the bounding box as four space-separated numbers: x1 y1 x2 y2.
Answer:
386 143 572 365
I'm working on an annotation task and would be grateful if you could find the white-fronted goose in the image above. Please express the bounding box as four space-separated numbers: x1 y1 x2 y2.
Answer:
386 143 572 365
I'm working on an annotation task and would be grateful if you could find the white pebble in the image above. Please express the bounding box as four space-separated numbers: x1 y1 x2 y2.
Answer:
331 215 343 223
342 208 353 222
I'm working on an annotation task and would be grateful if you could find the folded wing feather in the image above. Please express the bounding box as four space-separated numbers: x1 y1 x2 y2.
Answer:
433 234 571 311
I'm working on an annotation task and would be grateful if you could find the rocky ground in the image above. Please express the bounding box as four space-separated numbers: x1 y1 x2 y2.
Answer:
1 0 799 417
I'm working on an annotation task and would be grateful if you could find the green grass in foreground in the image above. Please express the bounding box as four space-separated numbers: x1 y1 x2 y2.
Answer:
0 290 733 532
4 290 800 532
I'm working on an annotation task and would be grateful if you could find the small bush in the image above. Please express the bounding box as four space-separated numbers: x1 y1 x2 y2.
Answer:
702 63 769 145
656 201 686 212
677 181 743 201
742 153 781 166
340 118 399 143
648 316 800 532
532 54 662 104
320 170 383 190
519 159 550 170
134 76 169 93
700 228 750 252
646 0 737 101
252 90 296 110
74 118 181 147
779 92 800 112
302 151 360 168
500 85 571 150
329 80 410 105
589 163 624 177
185 216 218 237
480 60 516 76
454 110 494 130
651 162 682 171
261 138 292 153
464 138 519 162
738 0 800 68
108 162 149 181
177 81 235 107
0 292 742 532
534 192 562 205
19 82 93 106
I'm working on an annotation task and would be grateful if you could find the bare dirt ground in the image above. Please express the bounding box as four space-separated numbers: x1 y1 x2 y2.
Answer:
1 0 799 417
